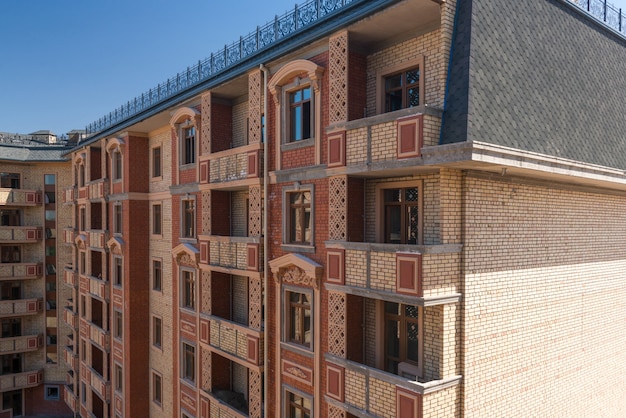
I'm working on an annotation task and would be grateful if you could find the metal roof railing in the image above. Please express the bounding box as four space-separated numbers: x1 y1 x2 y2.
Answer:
569 0 626 34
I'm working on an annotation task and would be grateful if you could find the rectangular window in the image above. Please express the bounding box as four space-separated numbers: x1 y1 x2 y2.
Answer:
79 207 85 231
80 252 86 274
112 150 122 180
384 66 420 112
152 204 162 235
114 204 122 234
287 391 311 418
287 291 311 348
182 199 195 238
152 147 162 178
289 87 312 142
114 310 123 339
181 270 195 310
113 257 123 286
383 187 420 245
287 191 311 245
115 364 123 392
153 372 162 405
153 260 162 291
182 342 195 382
0 173 20 188
44 385 60 400
153 316 162 348
183 127 196 165
384 302 422 378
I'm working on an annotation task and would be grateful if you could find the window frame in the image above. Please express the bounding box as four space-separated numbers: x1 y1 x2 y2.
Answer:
287 84 312 143
113 203 122 235
181 197 196 239
283 287 313 351
181 341 196 383
113 256 123 287
152 203 162 236
152 371 163 406
180 268 196 311
376 56 425 115
152 146 162 179
283 387 313 418
44 384 60 401
115 362 123 393
376 180 423 245
152 259 162 292
112 149 123 181
282 184 314 251
114 310 123 340
181 124 196 166
152 315 162 349
381 301 423 379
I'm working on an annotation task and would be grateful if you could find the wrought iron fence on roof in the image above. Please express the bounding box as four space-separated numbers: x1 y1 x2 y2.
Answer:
570 0 626 34
85 0 357 135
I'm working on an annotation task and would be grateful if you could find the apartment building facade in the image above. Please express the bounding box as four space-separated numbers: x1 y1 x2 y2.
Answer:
0 137 73 417
59 0 626 417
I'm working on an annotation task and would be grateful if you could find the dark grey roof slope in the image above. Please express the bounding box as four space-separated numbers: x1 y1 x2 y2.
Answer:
0 144 70 162
442 0 626 170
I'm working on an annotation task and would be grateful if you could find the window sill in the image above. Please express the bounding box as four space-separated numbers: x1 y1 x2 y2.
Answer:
280 341 314 358
179 237 197 245
281 244 315 254
281 137 314 152
151 176 163 182
180 163 196 170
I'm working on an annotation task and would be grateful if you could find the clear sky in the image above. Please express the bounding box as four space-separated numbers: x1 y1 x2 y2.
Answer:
1 0 626 136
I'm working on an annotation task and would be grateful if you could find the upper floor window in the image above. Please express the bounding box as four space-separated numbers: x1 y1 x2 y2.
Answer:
152 259 162 291
287 191 312 245
384 67 420 112
115 364 123 392
78 164 86 187
286 391 311 418
384 302 422 378
152 204 162 236
286 290 311 349
112 149 122 181
182 199 195 238
0 210 21 227
289 86 312 142
114 203 122 234
152 316 162 348
113 257 123 287
382 185 422 245
152 147 162 178
114 310 123 339
181 270 195 310
181 342 195 382
183 127 196 165
152 372 162 405
0 173 20 189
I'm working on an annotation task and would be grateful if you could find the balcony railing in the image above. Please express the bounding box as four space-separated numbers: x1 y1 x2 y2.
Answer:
0 263 43 280
325 354 461 418
64 268 78 288
201 390 249 418
88 179 109 200
77 186 88 200
63 227 76 245
0 369 44 391
0 334 43 354
85 0 363 135
88 230 107 250
0 298 43 317
64 384 78 412
63 346 79 372
89 366 111 402
200 314 263 367
82 319 110 350
64 307 78 330
0 226 43 243
569 0 626 35
199 235 263 273
325 242 462 301
80 274 109 301
207 145 262 184
63 187 75 204
0 189 41 206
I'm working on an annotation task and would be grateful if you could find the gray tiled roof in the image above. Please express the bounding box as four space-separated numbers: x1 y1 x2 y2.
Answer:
0 144 70 162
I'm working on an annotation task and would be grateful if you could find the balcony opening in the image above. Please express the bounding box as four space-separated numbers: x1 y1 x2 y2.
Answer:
211 191 231 236
91 344 104 377
210 273 248 326
0 353 23 375
91 390 104 418
0 246 20 263
90 202 103 230
1 390 22 417
0 282 21 300
0 173 20 189
1 318 21 338
0 210 21 226
211 352 249 415
90 251 102 278
90 148 102 181
91 299 103 329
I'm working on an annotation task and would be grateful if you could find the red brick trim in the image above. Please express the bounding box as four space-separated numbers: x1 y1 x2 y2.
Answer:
396 252 423 297
200 160 209 183
327 131 346 167
396 387 422 418
325 364 345 402
247 335 259 365
326 249 345 285
247 243 259 271
396 114 423 159
247 150 260 178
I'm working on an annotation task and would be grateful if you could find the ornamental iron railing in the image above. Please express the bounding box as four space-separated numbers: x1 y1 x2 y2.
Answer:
85 0 357 135
569 0 626 34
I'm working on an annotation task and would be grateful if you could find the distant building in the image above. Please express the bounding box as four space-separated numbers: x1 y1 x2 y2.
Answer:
0 136 73 417
10 0 626 417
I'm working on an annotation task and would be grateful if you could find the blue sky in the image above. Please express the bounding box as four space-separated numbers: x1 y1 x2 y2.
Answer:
1 0 626 136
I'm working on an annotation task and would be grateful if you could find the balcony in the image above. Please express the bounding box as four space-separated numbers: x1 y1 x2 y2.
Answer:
324 355 461 418
63 228 76 245
63 187 76 204
0 226 43 243
0 189 42 206
80 319 110 350
88 179 109 200
0 334 43 354
0 298 43 317
0 369 44 391
200 314 263 367
325 106 442 173
63 307 78 330
0 263 43 280
199 235 263 275
88 366 111 402
88 230 107 250
204 144 262 185
201 390 248 418
63 345 79 371
79 274 109 301
64 384 78 412
64 268 78 288
77 186 88 200
325 242 462 303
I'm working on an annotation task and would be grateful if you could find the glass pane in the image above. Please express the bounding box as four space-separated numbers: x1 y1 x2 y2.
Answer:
385 73 402 89
406 205 419 244
384 189 401 203
385 91 403 112
407 87 420 107
406 69 420 85
406 321 419 362
291 106 302 141
386 206 401 244
405 188 418 202
304 207 311 243
385 301 399 315
302 100 311 139
405 304 418 318
44 174 56 185
386 319 400 357
291 89 302 103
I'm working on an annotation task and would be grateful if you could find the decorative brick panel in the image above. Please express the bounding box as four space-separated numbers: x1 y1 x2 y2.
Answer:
200 319 210 344
200 241 209 264
328 291 346 357
201 92 211 155
248 185 262 237
329 31 349 124
247 243 259 271
248 70 263 145
200 396 210 418
247 150 260 178
326 364 345 402
248 277 262 330
397 114 424 159
247 335 259 365
282 359 313 386
396 387 422 418
200 160 209 183
327 249 345 284
329 176 347 241
328 131 346 167
396 252 423 297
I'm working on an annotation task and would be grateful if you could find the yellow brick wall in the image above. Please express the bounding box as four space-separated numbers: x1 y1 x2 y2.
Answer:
232 101 248 148
462 174 626 417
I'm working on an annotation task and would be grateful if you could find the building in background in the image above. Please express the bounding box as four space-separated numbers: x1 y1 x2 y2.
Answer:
17 0 626 417
0 133 73 417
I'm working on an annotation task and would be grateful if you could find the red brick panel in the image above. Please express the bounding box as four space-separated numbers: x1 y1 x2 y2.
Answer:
247 243 259 271
325 364 345 402
327 131 346 167
326 249 345 284
396 387 422 418
397 114 424 159
396 253 423 297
